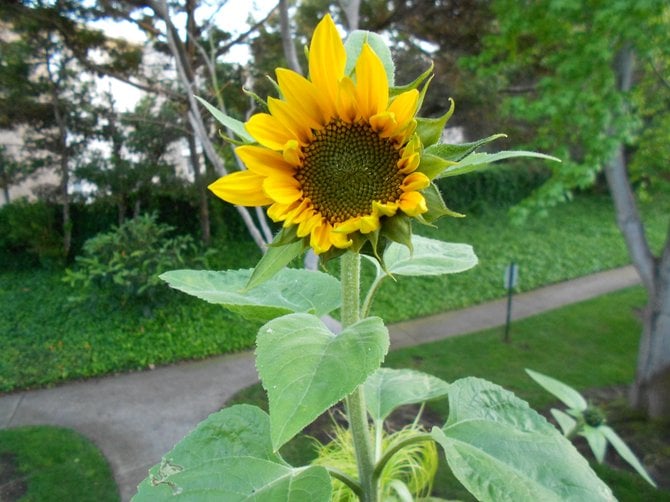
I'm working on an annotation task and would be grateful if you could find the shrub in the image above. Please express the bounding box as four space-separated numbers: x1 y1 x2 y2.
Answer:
64 213 207 306
0 198 63 269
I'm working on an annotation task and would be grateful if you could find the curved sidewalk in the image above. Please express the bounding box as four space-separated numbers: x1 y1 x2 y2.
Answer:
0 265 641 501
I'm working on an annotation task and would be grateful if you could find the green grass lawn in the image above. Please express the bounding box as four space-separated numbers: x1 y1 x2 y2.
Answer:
228 286 670 501
1 194 667 392
0 426 119 501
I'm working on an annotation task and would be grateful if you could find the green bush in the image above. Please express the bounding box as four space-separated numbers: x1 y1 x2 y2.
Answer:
0 198 63 268
436 162 551 214
64 213 207 305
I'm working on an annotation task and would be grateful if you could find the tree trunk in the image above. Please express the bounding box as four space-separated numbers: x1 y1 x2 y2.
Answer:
339 0 361 31
279 0 302 74
186 125 211 245
52 89 71 259
630 248 670 418
604 47 670 418
152 0 269 251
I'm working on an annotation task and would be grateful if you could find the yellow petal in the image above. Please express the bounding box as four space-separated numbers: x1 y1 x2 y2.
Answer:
263 174 302 204
399 191 428 216
355 44 389 119
330 229 353 249
236 145 294 177
402 172 430 192
283 199 312 226
282 140 302 166
369 111 397 136
267 201 294 222
276 68 330 124
398 152 420 174
372 200 398 217
309 14 345 115
335 77 358 123
246 113 294 151
297 212 323 237
359 213 380 234
388 89 419 130
208 171 272 206
268 97 316 144
310 222 333 254
333 217 362 234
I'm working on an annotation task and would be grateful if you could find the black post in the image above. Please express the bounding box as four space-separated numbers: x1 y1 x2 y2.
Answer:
503 262 516 343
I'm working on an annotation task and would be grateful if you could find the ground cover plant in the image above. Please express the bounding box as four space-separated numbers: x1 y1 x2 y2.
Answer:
0 195 668 393
227 287 670 501
0 425 119 501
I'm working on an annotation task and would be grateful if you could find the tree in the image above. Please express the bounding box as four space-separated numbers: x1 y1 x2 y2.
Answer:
470 0 670 418
1 1 104 257
93 0 279 250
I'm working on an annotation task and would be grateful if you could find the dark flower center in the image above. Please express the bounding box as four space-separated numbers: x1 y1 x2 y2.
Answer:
296 119 404 224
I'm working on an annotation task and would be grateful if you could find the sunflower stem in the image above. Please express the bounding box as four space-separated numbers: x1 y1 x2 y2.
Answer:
341 251 378 502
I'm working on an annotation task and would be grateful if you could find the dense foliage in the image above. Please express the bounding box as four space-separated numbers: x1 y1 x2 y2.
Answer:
2 195 668 393
64 214 207 306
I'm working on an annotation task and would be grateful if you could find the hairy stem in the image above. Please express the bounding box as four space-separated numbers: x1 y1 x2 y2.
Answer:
341 251 377 501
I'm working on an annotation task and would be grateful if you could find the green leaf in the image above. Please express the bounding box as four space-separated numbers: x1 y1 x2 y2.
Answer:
550 408 577 436
581 425 607 464
416 99 455 147
380 214 412 250
139 459 331 501
417 153 454 180
344 30 395 86
525 369 588 411
382 235 477 277
247 229 305 290
425 134 507 162
432 377 615 502
256 313 389 450
419 183 465 224
601 425 657 487
364 368 450 421
160 268 340 321
437 150 561 179
194 96 254 143
391 62 434 96
134 405 331 501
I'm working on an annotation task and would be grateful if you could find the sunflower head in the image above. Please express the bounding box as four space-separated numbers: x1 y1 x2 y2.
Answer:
209 14 458 259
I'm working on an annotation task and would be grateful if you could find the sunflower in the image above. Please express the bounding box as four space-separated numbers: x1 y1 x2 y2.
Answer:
209 15 432 255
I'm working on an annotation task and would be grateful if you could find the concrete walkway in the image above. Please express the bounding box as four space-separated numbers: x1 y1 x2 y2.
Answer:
0 265 641 501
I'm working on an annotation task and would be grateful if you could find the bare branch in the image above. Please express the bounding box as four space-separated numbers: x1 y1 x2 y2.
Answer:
279 0 302 74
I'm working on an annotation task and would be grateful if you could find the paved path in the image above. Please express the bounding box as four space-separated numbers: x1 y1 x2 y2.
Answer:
0 265 641 501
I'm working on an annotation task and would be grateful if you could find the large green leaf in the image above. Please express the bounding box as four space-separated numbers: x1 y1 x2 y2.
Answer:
525 369 588 411
364 368 450 421
432 378 615 502
195 96 254 143
256 313 389 450
133 405 331 501
160 268 340 321
382 235 477 277
437 150 560 179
